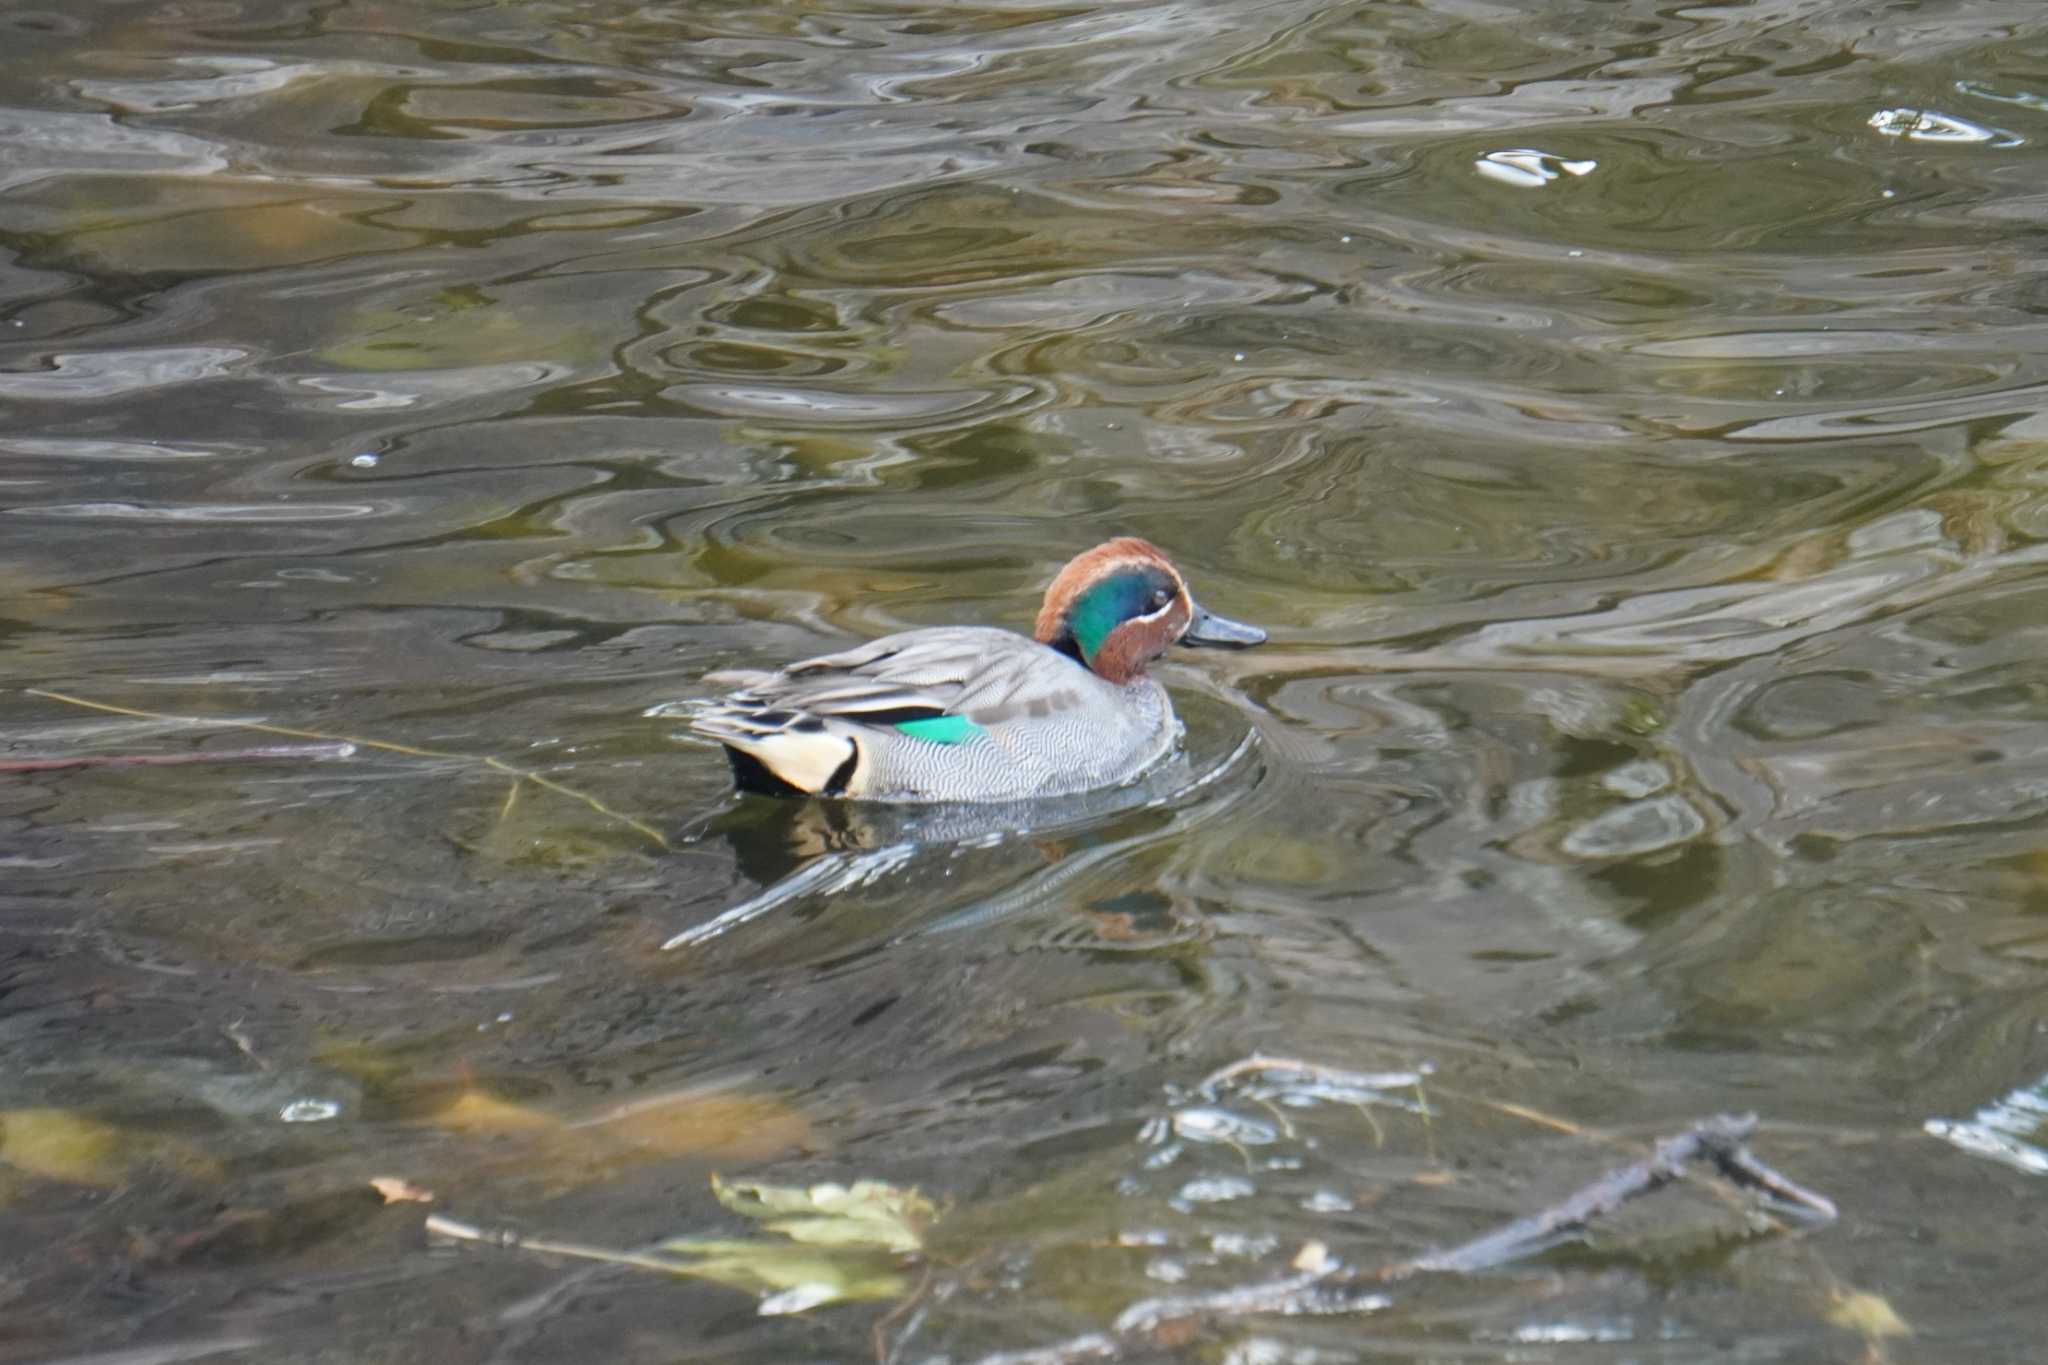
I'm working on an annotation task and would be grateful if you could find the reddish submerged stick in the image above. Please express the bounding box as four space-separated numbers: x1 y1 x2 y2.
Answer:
0 742 356 773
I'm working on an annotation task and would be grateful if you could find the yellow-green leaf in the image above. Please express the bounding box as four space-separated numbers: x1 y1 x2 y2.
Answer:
1828 1288 1911 1339
710 1175 935 1253
655 1237 906 1306
0 1108 125 1186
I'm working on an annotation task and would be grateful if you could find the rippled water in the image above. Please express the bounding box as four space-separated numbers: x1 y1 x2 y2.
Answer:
7 0 2048 1359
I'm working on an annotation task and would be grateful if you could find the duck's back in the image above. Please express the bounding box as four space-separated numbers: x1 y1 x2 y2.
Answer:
692 627 1177 802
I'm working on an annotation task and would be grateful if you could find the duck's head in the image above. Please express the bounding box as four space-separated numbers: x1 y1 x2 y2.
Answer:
1033 537 1266 684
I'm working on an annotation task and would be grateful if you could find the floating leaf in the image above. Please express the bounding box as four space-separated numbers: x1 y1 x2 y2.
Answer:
429 1173 929 1317
711 1175 934 1253
651 1236 907 1307
370 1176 435 1205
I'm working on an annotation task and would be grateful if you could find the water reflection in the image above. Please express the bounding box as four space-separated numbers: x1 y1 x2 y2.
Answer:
0 346 243 397
659 705 1261 950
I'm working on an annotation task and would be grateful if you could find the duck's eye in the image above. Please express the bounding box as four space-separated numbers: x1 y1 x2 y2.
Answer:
1149 588 1173 610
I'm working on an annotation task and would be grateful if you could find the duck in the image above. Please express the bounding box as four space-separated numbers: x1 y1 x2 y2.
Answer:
689 538 1265 803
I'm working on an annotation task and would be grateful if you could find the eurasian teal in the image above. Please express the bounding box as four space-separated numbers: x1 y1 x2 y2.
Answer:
691 538 1265 802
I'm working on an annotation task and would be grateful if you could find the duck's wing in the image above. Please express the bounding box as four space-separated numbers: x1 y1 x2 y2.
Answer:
689 628 1075 795
767 628 1061 717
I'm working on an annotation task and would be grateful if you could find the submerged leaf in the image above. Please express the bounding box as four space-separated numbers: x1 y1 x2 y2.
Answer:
578 1090 812 1161
319 290 608 372
427 1089 560 1135
1828 1288 1911 1339
403 1085 816 1198
0 1108 126 1186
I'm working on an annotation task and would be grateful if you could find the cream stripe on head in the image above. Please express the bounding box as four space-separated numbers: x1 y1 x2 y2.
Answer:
1033 537 1186 644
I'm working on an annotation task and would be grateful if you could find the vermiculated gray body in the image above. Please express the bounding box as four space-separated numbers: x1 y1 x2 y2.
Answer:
690 627 1180 803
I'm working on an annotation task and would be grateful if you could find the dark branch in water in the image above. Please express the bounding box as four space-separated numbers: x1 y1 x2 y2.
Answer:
1398 1111 1835 1276
945 1112 1837 1365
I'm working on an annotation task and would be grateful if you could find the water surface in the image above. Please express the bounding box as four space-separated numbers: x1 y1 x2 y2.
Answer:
6 1 2048 1360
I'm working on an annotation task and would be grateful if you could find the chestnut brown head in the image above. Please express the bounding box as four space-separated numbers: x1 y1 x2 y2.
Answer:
1033 537 1265 684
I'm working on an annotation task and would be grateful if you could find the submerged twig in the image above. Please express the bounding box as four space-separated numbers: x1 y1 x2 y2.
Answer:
223 1017 267 1069
872 1259 935 1365
1196 1054 1427 1099
1454 1091 1585 1136
1699 1124 1840 1223
23 687 670 850
1398 1112 1834 1275
957 1111 1836 1365
426 1214 693 1276
0 742 355 772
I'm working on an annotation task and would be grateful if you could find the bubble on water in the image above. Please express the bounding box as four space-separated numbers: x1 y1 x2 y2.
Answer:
1176 1174 1256 1204
349 452 379 468
1145 1257 1188 1283
1171 1106 1278 1146
279 1098 342 1122
1339 234 1352 243
1504 1320 1636 1344
1302 1188 1354 1212
1232 352 1246 362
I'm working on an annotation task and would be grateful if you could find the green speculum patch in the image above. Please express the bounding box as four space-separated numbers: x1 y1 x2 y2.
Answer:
893 714 985 744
